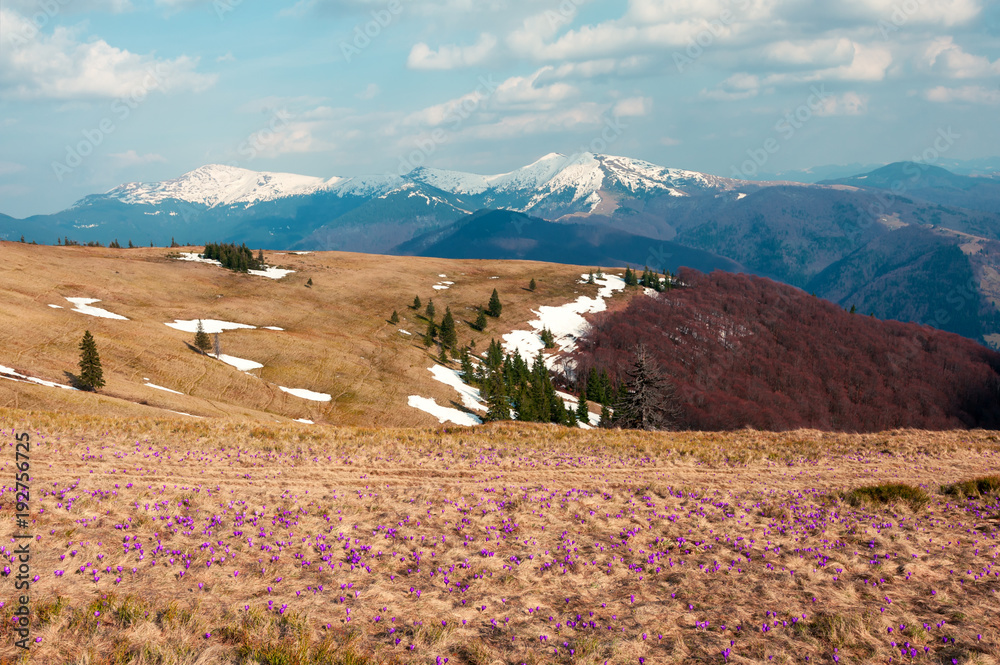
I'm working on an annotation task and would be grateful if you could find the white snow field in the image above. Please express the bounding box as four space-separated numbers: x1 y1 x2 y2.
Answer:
429 365 486 412
164 319 256 333
248 266 295 279
279 386 332 402
65 297 129 320
176 252 295 280
210 353 263 372
0 364 77 391
407 395 482 426
502 273 626 367
144 382 183 395
294 418 315 424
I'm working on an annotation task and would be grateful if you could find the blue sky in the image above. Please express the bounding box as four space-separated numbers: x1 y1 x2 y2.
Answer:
1 0 998 217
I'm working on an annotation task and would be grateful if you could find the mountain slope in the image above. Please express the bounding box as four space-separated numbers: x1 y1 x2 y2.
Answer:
820 162 1000 215
573 268 1000 431
395 209 745 273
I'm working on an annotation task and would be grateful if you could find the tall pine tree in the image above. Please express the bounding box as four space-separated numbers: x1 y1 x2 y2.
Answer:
78 331 105 391
194 320 211 353
487 289 502 317
439 307 457 349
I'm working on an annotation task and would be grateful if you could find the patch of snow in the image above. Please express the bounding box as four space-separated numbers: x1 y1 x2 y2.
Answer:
263 326 284 331
167 410 201 418
407 396 482 426
0 364 78 391
502 273 626 369
177 252 222 266
489 276 499 279
399 329 412 335
737 192 747 200
429 365 486 412
279 386 332 402
290 251 312 255
65 297 129 320
144 382 183 395
432 284 450 290
48 304 62 309
439 274 447 277
165 319 255 334
294 418 314 424
248 266 295 279
210 353 263 372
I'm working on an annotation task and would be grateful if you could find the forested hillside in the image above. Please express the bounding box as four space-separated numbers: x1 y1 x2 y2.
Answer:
572 269 1000 431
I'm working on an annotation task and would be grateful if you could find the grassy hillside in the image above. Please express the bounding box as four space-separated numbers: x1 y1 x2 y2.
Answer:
0 241 609 426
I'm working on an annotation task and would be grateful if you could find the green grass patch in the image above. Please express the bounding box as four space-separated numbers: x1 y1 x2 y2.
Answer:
941 475 1000 498
844 483 929 509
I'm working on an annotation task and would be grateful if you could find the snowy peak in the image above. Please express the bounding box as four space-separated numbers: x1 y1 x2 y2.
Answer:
106 164 327 208
94 153 740 214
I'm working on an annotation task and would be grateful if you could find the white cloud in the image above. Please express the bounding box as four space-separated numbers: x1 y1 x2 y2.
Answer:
612 96 652 117
0 161 26 176
216 52 236 63
0 9 216 100
108 150 167 168
812 91 869 116
408 33 497 70
357 83 380 100
925 85 1000 104
923 37 1000 79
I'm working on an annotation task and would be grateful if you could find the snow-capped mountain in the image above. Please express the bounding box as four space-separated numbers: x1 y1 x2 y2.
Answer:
96 152 742 216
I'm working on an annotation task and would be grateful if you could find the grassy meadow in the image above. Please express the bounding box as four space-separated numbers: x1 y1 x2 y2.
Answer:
0 412 997 664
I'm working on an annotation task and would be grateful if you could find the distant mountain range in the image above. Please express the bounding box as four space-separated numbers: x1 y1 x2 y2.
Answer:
2 152 999 345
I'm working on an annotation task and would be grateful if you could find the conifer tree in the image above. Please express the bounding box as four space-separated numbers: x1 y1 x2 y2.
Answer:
587 270 595 284
128 240 135 249
413 295 421 310
614 344 682 431
194 320 212 353
440 307 457 349
78 331 105 391
425 318 437 345
484 375 510 422
390 310 400 324
438 344 449 364
425 299 436 320
599 403 613 428
576 393 590 424
540 327 555 348
529 278 536 291
306 278 313 287
474 309 487 331
487 289 502 317
460 348 475 382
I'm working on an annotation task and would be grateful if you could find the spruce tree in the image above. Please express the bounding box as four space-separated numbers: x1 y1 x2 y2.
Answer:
306 278 313 287
460 348 475 383
440 307 457 349
474 309 487 331
438 344 449 364
194 320 212 353
390 310 400 324
425 318 437 345
540 327 555 348
614 344 682 431
528 278 536 291
575 394 590 425
413 295 421 310
487 289 502 317
599 403 613 428
78 331 105 391
425 299 436 320
587 270 595 284
484 374 510 422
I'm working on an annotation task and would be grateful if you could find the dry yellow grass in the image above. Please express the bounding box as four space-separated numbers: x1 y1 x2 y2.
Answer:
0 241 599 426
0 411 997 664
